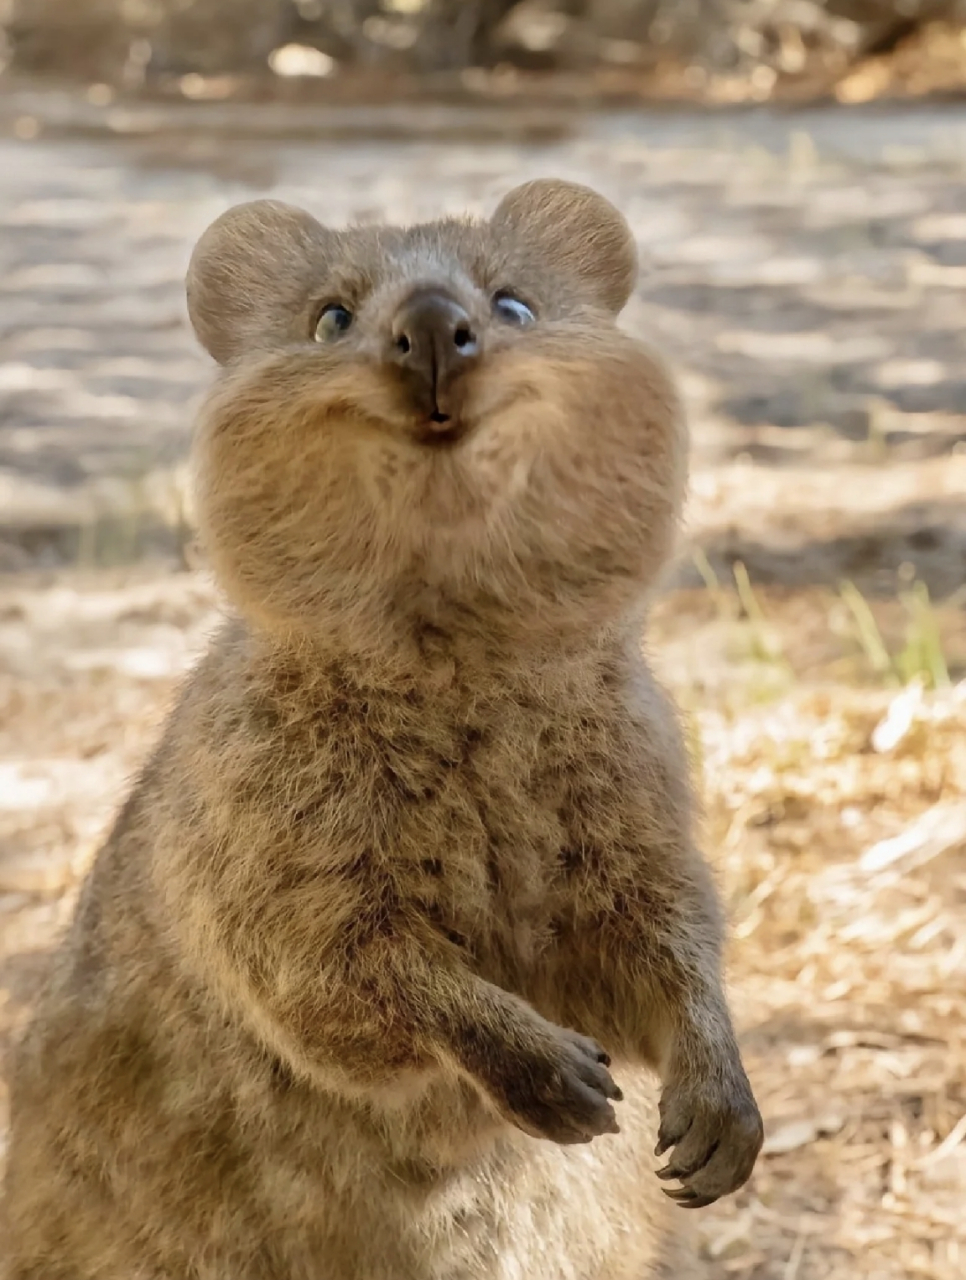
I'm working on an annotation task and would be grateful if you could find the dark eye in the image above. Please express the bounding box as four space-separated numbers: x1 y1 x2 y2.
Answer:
314 303 353 342
493 292 535 326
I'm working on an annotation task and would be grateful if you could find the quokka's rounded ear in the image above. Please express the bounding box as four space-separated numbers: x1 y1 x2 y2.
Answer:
490 179 638 314
186 200 336 364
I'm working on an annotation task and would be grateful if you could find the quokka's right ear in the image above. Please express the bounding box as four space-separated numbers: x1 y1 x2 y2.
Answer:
186 200 336 364
491 180 637 314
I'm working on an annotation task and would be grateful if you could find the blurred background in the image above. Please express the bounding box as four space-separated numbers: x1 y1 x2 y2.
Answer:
1 3 965 1277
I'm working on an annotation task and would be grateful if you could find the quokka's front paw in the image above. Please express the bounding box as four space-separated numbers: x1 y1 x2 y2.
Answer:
491 1026 624 1146
655 1065 763 1209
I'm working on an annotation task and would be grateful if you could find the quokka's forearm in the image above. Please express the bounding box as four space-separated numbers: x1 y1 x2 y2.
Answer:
546 843 739 1072
170 874 624 1143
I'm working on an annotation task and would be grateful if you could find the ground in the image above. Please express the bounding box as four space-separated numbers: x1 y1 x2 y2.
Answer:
1 86 965 1279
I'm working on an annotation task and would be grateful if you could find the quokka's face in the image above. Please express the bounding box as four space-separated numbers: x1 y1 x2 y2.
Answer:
188 181 687 637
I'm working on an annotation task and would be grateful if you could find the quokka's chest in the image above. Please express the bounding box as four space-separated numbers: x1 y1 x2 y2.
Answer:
344 700 629 978
265 678 634 974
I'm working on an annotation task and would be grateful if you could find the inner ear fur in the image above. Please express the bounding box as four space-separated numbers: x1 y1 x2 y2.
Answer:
186 200 335 364
491 179 637 314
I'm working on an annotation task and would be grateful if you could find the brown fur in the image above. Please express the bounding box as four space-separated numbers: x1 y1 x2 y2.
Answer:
4 180 762 1279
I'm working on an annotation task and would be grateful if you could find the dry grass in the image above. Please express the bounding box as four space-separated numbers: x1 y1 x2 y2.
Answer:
693 675 966 1278
1 548 964 1279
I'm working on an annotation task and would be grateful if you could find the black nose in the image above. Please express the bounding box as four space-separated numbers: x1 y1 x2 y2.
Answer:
390 288 478 422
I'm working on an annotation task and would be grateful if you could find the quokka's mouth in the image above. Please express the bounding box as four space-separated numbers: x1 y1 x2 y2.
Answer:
417 415 470 447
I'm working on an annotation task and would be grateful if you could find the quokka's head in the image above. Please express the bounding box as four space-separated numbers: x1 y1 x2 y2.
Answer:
187 179 687 643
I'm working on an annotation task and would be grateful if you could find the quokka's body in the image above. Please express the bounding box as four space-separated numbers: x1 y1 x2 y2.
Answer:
4 180 762 1280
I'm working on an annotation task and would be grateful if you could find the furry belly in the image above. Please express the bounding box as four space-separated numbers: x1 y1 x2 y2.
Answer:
248 1068 681 1280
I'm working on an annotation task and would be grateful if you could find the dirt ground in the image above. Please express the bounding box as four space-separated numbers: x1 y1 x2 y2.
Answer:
1 86 965 1279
